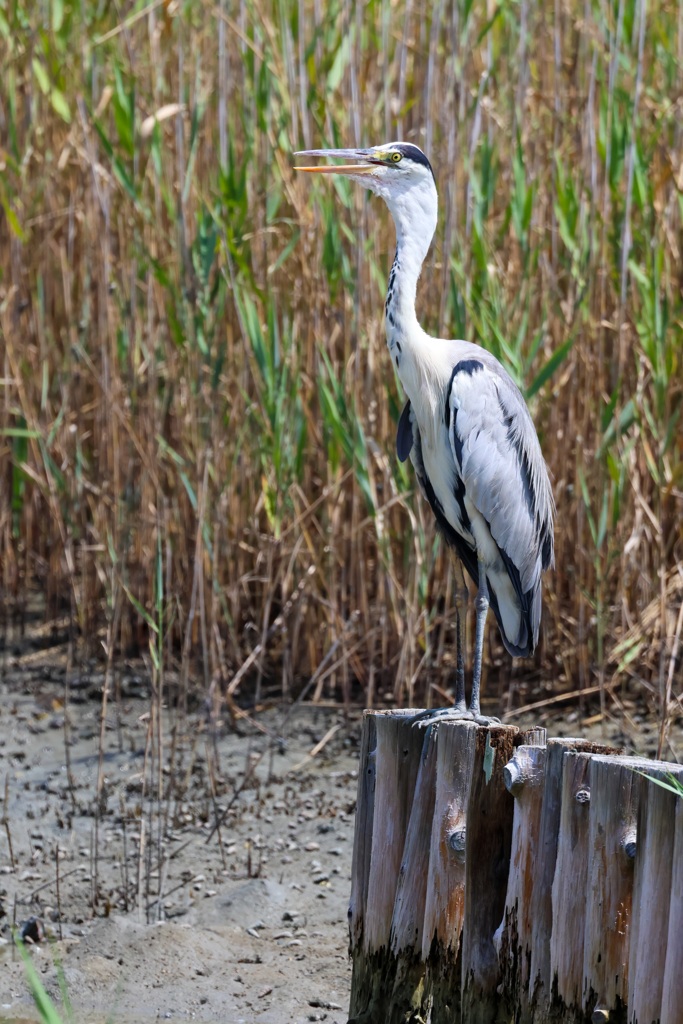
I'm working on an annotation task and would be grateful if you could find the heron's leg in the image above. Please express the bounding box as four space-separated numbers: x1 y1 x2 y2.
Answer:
469 561 489 720
452 559 468 713
413 562 497 729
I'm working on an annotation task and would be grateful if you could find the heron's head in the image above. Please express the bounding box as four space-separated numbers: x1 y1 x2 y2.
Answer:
295 142 438 246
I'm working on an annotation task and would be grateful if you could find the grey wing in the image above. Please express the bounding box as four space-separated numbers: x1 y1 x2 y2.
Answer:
446 359 554 652
408 404 481 588
396 400 413 462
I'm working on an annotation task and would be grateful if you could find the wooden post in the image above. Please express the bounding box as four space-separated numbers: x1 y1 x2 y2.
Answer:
348 711 377 954
529 738 620 1015
348 710 425 1023
550 749 594 1020
423 720 479 1021
388 723 439 1022
628 762 683 1024
461 724 518 1024
347 713 681 1024
348 711 378 1022
495 732 547 1017
661 793 683 1024
582 755 642 1023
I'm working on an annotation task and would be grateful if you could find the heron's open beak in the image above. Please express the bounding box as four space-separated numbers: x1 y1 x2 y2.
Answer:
294 148 378 175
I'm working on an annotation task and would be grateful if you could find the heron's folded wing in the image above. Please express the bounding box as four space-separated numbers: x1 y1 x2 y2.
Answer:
446 360 552 596
396 400 413 462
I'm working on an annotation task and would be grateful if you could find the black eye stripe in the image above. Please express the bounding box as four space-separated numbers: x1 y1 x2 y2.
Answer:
392 143 435 181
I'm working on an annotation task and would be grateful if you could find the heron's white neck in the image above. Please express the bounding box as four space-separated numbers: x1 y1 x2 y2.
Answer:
383 183 438 342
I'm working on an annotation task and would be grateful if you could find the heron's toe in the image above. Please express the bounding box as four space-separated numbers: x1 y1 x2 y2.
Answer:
471 713 501 727
410 706 472 729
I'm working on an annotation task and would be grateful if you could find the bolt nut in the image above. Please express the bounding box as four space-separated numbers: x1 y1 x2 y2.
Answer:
447 827 466 854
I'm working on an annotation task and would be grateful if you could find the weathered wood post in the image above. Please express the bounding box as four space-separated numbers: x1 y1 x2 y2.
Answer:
628 762 683 1024
347 710 682 1024
423 721 479 1021
529 738 618 1017
388 721 438 1021
661 790 683 1024
348 710 425 1022
582 755 642 1023
549 749 595 1020
461 724 518 1024
495 728 547 1018
348 712 377 1015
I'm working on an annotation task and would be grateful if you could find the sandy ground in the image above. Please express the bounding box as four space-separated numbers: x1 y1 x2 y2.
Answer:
0 660 357 1024
0 636 680 1024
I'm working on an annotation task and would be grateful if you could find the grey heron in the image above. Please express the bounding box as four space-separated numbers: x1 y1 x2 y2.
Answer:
295 142 554 722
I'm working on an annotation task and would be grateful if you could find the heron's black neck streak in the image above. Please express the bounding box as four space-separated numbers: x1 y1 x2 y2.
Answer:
385 234 423 376
384 244 403 368
385 245 400 320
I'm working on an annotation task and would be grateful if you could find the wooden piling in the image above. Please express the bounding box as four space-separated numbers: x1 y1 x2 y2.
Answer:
550 749 595 1018
529 738 618 1014
582 755 642 1023
661 792 683 1024
423 721 478 1021
461 724 518 1024
347 709 681 1024
388 723 438 1022
348 711 377 953
348 709 424 1022
628 762 683 1024
495 731 547 1018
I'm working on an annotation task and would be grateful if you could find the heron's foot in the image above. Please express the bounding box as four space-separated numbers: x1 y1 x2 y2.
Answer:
410 705 472 729
410 706 502 730
471 712 501 727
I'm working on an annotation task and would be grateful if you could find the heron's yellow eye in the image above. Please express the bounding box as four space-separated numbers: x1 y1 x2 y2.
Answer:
390 151 402 163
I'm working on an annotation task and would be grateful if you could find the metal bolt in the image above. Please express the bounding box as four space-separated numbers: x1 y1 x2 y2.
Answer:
621 826 637 860
447 827 466 854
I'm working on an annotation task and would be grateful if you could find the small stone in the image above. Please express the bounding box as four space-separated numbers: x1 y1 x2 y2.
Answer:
20 917 44 944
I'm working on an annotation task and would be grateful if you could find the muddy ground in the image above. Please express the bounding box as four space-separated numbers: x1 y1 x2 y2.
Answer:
0 647 357 1024
0 629 680 1023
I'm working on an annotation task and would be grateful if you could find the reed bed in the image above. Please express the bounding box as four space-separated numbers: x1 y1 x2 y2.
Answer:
1 0 681 734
